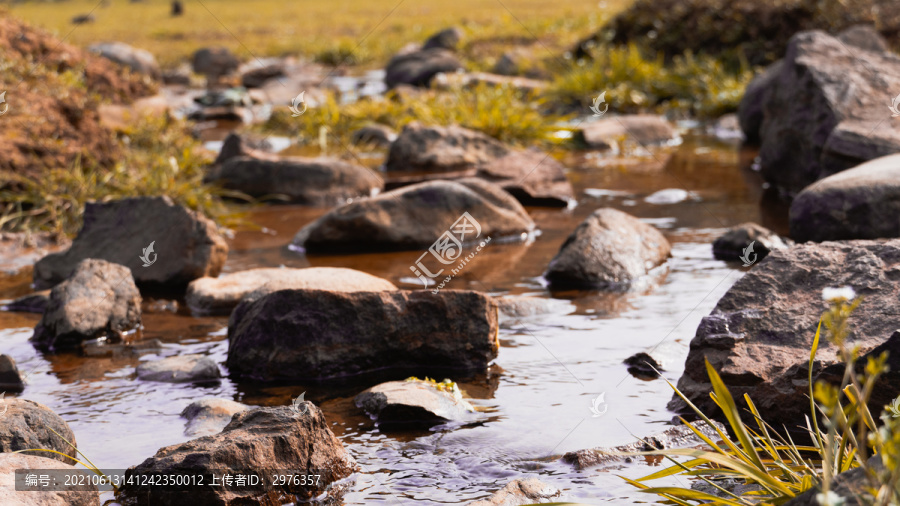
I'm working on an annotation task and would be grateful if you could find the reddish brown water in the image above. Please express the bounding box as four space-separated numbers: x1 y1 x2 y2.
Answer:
0 134 777 504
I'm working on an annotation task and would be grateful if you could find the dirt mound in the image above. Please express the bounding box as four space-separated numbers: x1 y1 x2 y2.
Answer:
0 13 157 189
576 0 900 66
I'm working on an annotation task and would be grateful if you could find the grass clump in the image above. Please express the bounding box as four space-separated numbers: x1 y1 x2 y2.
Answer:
624 288 900 505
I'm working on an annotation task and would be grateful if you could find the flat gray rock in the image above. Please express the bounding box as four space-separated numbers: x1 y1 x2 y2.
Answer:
354 379 475 425
136 354 221 383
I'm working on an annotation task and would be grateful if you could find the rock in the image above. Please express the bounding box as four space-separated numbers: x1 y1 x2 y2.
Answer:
3 291 49 314
0 398 78 464
545 208 671 289
88 42 161 79
432 71 548 93
757 31 900 196
790 154 900 242
32 259 141 352
161 65 191 85
33 196 228 291
292 178 534 254
70 14 95 24
494 296 573 319
118 405 357 505
623 352 662 380
0 454 99 505
466 478 560 506
837 24 889 54
0 233 70 277
226 289 499 381
385 123 573 206
181 398 249 437
493 50 528 76
186 267 397 316
350 124 398 147
136 354 221 383
0 355 25 392
644 188 691 204
212 132 276 166
669 239 900 429
711 113 743 140
577 115 679 150
783 457 880 506
354 379 475 425
563 420 725 470
712 222 791 262
422 27 463 51
240 63 285 88
191 47 240 81
384 47 463 88
207 155 383 205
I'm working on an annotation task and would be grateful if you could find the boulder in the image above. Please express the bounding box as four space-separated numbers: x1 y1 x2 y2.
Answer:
291 178 534 254
226 289 499 381
790 154 900 242
186 267 397 316
545 208 672 289
577 115 679 150
32 259 142 352
354 379 475 425
0 355 25 392
118 405 357 506
350 124 398 147
136 354 221 383
181 398 249 437
737 60 783 144
466 478 560 506
712 222 791 262
33 196 228 291
422 27 463 51
207 155 383 205
669 239 900 429
88 42 161 79
0 453 99 505
384 47 463 88
836 24 890 54
385 123 573 206
0 398 78 464
191 47 240 80
757 31 900 196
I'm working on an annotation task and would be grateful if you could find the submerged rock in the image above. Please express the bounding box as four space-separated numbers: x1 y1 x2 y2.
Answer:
118 405 357 506
466 478 560 506
623 352 662 380
181 398 249 437
0 398 79 464
291 179 534 254
545 208 671 289
33 196 228 291
354 379 475 426
227 289 499 381
790 154 900 242
2 291 49 314
712 222 791 262
32 259 142 352
136 354 221 383
0 453 99 505
186 267 396 316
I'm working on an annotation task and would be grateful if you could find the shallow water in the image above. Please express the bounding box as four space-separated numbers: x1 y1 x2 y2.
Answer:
0 134 776 504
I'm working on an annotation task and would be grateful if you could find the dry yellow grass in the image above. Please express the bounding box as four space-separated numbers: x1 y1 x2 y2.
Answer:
10 0 628 68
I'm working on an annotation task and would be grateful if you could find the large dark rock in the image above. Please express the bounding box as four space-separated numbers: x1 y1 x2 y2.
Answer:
0 454 99 505
207 155 383 205
291 178 534 254
226 289 499 381
186 267 396 316
354 379 475 425
118 405 357 506
33 196 228 291
466 478 560 506
32 259 142 352
0 398 79 464
385 47 463 88
422 27 463 51
737 60 783 144
757 30 900 196
351 124 398 147
385 123 573 206
790 154 900 242
669 239 900 429
88 41 160 80
191 47 240 80
0 355 25 392
545 208 671 289
712 222 791 262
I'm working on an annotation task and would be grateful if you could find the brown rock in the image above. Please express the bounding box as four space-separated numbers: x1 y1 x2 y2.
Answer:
181 398 249 437
466 478 560 505
0 453 99 505
577 115 679 150
0 398 78 464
